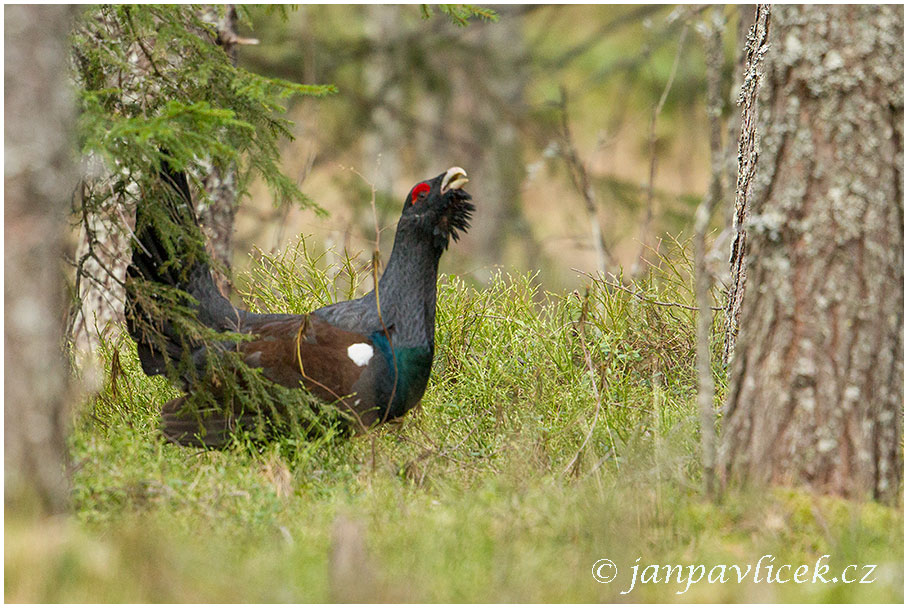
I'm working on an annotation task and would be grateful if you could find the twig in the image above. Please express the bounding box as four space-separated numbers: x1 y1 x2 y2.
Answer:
556 87 616 276
340 164 384 276
342 163 399 423
571 267 723 312
124 7 169 82
633 20 690 276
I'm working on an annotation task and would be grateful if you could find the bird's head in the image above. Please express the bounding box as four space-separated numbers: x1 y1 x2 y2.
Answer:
398 167 474 250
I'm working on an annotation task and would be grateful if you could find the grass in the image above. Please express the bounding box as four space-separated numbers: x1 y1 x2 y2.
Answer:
5 238 902 602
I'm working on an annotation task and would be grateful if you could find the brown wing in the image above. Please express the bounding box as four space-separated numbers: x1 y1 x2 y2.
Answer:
159 314 382 446
238 315 377 420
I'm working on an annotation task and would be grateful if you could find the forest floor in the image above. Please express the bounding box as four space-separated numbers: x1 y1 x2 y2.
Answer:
5 241 902 602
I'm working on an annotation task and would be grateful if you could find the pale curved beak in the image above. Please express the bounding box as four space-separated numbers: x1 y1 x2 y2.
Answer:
441 167 469 193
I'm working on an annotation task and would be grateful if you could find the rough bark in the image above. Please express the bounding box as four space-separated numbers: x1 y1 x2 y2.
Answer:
718 5 903 501
708 5 753 279
723 5 771 366
5 5 77 513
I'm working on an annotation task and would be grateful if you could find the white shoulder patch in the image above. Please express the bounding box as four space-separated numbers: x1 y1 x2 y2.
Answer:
347 342 374 367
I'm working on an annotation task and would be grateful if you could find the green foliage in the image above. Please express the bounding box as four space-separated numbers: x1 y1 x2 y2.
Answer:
11 241 899 602
73 5 335 206
71 6 344 433
421 4 499 26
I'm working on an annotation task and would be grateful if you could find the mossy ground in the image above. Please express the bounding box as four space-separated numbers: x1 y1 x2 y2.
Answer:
5 240 902 602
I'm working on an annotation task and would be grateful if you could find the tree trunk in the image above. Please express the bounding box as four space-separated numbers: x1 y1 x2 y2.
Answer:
69 9 152 354
718 5 903 501
4 5 77 513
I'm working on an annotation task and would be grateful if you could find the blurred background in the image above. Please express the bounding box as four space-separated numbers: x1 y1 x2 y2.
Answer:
230 5 744 290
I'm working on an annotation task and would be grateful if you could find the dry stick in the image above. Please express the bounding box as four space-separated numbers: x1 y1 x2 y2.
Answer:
557 87 616 276
694 6 726 500
570 267 723 312
633 22 690 276
723 5 772 366
343 164 398 473
713 6 752 265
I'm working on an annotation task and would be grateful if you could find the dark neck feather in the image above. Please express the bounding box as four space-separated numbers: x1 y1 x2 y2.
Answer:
311 222 443 348
376 225 442 347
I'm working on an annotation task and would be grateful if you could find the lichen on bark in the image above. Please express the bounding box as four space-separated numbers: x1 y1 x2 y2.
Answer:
718 5 903 501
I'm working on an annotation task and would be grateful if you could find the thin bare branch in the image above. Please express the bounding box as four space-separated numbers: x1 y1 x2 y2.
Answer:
556 88 617 276
633 20 690 276
571 267 723 312
694 6 726 499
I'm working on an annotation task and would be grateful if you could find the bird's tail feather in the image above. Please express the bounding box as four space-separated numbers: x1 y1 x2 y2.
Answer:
160 396 259 448
126 161 237 376
129 165 203 287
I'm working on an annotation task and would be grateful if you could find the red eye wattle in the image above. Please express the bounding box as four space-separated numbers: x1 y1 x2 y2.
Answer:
410 182 431 205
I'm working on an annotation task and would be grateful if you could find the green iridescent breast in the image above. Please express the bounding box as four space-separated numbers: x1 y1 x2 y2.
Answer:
370 332 433 419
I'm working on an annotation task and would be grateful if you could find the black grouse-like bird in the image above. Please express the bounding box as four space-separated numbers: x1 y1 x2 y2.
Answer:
126 163 473 446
